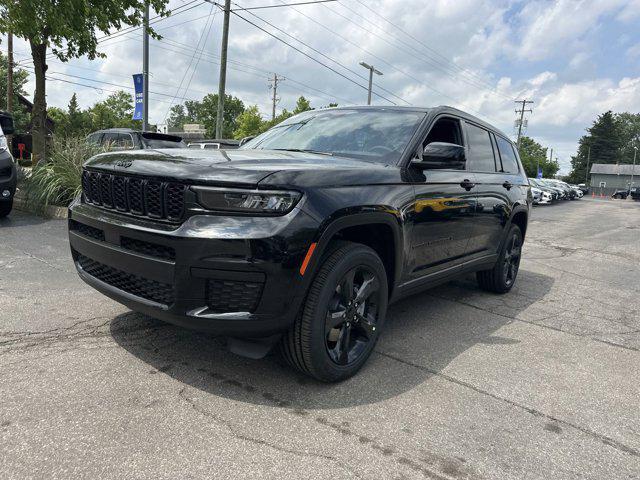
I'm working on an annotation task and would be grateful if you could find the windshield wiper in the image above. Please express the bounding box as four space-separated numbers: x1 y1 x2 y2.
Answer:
271 148 334 156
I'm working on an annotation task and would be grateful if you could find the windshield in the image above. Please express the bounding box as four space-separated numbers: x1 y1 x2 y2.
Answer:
241 109 426 164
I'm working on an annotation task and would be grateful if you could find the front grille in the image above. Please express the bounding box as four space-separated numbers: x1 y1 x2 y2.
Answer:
77 253 174 305
69 220 105 242
207 279 264 313
82 170 186 222
121 236 176 261
0 166 12 178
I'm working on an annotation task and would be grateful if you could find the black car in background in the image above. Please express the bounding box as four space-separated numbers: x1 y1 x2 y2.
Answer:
87 128 186 150
0 111 16 218
69 106 531 381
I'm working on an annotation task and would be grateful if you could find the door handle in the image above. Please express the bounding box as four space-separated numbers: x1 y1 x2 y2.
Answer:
503 181 513 190
460 179 475 191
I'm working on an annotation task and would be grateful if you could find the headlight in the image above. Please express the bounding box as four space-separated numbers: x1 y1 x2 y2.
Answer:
192 186 301 215
0 136 7 153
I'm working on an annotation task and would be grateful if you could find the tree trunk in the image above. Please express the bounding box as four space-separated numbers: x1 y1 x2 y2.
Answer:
30 41 48 165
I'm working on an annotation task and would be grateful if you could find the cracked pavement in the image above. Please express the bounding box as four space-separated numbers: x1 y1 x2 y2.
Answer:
1 198 639 479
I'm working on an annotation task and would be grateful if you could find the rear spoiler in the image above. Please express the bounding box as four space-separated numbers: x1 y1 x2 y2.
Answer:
141 132 183 143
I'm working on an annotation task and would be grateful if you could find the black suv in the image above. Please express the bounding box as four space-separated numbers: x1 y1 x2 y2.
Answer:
0 111 16 218
68 106 531 381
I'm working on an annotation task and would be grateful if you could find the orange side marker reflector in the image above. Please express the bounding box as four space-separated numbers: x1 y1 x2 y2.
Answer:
299 242 317 276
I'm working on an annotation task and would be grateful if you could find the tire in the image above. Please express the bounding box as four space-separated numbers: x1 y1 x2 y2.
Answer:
0 200 13 218
280 241 388 382
476 224 523 294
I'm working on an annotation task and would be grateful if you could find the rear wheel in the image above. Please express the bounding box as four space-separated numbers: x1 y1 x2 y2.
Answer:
281 242 388 382
477 225 523 294
0 200 13 218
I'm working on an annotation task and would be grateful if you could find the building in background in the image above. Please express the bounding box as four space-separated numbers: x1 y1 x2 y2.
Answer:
590 164 640 195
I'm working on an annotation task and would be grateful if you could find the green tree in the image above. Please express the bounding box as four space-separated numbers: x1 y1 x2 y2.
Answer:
517 136 559 178
292 96 312 115
166 94 245 137
0 0 169 162
67 93 86 135
47 106 69 137
567 111 624 183
234 105 264 139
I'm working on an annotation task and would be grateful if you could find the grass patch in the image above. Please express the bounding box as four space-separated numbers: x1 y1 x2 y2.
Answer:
24 138 106 213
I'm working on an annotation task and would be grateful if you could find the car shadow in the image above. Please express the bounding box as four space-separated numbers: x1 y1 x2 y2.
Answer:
110 269 554 410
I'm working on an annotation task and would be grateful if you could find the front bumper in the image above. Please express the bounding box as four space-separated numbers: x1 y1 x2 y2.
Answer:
68 197 320 337
0 150 16 201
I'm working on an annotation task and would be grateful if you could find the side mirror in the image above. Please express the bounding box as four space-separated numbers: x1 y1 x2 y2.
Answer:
412 142 465 170
0 113 15 135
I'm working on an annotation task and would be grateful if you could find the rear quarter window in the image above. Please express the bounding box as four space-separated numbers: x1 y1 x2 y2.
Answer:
495 136 520 174
465 123 496 172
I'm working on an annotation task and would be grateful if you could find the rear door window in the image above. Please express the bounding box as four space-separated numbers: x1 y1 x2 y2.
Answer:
495 135 519 173
101 132 119 147
117 134 135 149
465 123 497 173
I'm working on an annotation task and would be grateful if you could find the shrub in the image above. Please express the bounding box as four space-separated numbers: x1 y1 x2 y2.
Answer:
24 137 105 213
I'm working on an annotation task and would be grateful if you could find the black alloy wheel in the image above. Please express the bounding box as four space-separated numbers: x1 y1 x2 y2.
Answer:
325 266 381 366
281 241 388 382
502 230 522 288
477 224 523 294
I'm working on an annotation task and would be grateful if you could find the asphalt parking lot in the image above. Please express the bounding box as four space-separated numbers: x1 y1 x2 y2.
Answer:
1 198 639 480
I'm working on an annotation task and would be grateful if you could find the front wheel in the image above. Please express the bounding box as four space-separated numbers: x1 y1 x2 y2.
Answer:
281 242 388 382
0 200 13 218
477 225 523 294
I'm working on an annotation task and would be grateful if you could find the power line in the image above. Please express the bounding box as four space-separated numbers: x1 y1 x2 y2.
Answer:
336 0 514 102
163 5 217 122
228 2 401 105
229 0 337 10
232 0 408 105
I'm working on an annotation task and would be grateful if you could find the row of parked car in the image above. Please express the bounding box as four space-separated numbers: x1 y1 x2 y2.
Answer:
528 178 584 205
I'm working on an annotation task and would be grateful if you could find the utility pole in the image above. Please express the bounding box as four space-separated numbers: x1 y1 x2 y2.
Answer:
6 32 13 151
515 99 533 148
216 0 231 139
584 145 591 184
631 146 637 193
269 73 285 121
359 62 382 105
142 3 150 131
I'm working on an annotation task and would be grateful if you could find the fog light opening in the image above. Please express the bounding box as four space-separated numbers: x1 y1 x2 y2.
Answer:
1 190 10 198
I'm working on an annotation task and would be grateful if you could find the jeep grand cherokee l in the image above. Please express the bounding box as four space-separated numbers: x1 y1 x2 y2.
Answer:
68 106 531 382
0 111 16 218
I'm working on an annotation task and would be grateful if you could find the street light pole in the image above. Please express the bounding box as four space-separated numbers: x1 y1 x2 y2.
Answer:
359 62 382 105
631 146 638 193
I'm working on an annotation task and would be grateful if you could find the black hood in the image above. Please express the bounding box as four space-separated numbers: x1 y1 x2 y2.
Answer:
84 148 393 188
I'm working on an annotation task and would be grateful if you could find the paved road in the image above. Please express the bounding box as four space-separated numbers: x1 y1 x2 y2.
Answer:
1 198 639 479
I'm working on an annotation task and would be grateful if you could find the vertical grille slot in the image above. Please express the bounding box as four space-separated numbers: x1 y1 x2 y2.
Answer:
128 178 145 215
99 174 113 208
112 176 128 211
89 172 101 205
166 183 186 220
145 181 163 218
81 170 186 222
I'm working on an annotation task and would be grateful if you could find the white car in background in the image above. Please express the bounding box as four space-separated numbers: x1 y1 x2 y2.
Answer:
532 187 552 205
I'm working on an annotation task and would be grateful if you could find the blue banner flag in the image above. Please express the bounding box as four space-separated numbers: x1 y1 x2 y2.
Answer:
537 167 543 179
132 74 144 121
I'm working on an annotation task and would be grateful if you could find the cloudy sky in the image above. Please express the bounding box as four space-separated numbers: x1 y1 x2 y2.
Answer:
4 0 640 172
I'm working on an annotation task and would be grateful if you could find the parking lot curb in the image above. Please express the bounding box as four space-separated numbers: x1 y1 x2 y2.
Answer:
13 191 68 220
